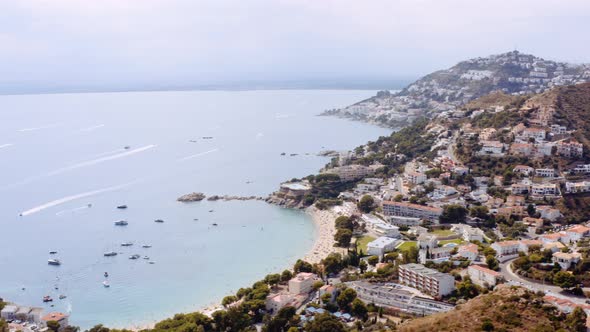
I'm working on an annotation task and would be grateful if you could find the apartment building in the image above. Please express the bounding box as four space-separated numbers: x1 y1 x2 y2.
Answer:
398 263 455 297
383 201 443 223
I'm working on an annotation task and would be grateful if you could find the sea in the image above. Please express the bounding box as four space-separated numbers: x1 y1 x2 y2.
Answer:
0 90 391 329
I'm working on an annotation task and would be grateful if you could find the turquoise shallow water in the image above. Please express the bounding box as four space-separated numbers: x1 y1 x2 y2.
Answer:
0 90 391 328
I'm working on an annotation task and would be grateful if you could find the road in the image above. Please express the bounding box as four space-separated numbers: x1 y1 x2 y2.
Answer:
499 257 588 305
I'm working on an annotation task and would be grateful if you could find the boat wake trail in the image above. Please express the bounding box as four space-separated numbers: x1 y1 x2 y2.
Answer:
55 205 92 216
17 123 62 132
47 145 157 176
20 183 134 216
177 148 219 162
79 124 105 132
0 143 13 149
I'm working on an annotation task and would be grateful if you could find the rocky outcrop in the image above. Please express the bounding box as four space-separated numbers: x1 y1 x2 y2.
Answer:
265 193 306 209
177 192 206 202
207 195 265 202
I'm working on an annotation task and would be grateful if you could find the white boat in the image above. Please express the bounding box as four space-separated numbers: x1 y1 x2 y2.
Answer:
104 251 117 257
114 220 128 226
48 259 61 266
141 244 152 248
121 242 133 247
102 281 110 288
129 254 140 260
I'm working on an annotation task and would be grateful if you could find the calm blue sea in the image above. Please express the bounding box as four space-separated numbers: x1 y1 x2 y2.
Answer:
0 90 391 328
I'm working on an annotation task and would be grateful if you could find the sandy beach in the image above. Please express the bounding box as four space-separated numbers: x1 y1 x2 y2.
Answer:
301 205 347 264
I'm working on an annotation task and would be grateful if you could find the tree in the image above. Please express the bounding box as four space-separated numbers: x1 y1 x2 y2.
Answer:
402 245 419 264
359 260 368 273
322 253 344 275
46 321 60 332
470 206 490 220
222 295 238 307
481 319 495 331
350 298 368 320
312 281 325 292
335 216 353 231
304 312 346 332
294 259 313 273
358 195 375 213
367 256 379 266
554 271 577 289
486 255 499 271
334 228 353 247
264 306 297 332
264 274 281 288
336 288 357 310
456 276 480 299
394 194 403 202
0 319 8 332
566 306 587 332
440 204 468 223
280 269 293 282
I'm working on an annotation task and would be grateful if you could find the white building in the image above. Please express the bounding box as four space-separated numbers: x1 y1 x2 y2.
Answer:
531 183 560 197
480 141 504 154
552 252 582 270
398 264 456 297
536 206 563 221
535 168 556 178
405 171 427 185
418 234 438 250
41 312 69 331
564 225 590 243
491 240 520 257
513 165 535 176
565 181 590 194
468 265 502 287
324 164 375 182
383 201 443 223
367 237 398 257
288 272 317 294
457 243 479 261
0 305 18 321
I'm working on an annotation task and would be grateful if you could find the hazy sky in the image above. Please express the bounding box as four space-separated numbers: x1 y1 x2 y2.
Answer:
1 0 589 91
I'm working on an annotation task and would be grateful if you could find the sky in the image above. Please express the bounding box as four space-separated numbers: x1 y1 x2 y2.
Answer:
1 0 590 92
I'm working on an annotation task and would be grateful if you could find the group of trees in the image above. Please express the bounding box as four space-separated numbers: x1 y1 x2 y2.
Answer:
334 216 354 248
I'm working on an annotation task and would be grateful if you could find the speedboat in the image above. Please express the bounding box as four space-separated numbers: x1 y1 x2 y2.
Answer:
49 251 57 255
59 295 66 300
124 146 131 150
129 254 140 260
114 220 128 226
154 219 164 223
117 205 127 209
48 259 61 266
102 281 110 288
212 223 218 226
143 256 149 260
104 272 109 278
141 244 152 248
121 242 133 247
43 296 53 302
104 251 118 257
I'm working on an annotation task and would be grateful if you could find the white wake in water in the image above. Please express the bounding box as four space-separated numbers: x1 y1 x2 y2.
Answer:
46 145 157 176
55 205 92 216
17 123 62 132
20 183 133 216
177 148 219 162
0 143 13 149
79 124 105 132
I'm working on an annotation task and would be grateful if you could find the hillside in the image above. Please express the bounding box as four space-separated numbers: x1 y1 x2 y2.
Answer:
398 286 581 332
322 51 590 127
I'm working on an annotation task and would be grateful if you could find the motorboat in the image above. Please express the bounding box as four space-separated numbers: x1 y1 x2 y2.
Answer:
154 219 164 223
141 244 152 248
212 223 218 226
143 256 149 260
43 296 53 302
121 242 133 247
124 146 131 150
129 254 140 260
48 259 61 266
148 261 155 264
117 205 127 209
59 295 66 300
114 220 128 226
104 251 117 257
104 272 109 278
102 281 110 288
49 251 57 255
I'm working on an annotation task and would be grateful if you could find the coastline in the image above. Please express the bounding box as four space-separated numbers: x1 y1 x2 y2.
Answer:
127 204 341 331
